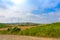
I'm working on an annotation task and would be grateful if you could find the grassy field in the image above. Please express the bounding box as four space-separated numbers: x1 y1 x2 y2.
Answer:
0 23 10 28
0 22 60 38
19 22 60 38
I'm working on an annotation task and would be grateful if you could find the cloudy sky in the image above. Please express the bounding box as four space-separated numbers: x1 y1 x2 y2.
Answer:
0 0 60 23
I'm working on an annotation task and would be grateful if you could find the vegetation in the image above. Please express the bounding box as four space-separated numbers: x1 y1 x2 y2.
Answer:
0 27 21 34
0 22 60 38
0 23 39 28
0 23 10 28
19 22 60 38
17 23 39 26
7 27 21 31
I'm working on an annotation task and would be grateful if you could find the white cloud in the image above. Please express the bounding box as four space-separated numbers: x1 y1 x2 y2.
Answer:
0 0 37 23
0 0 60 23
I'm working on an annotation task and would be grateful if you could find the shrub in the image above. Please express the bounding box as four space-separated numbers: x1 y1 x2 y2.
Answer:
7 27 21 34
12 27 21 32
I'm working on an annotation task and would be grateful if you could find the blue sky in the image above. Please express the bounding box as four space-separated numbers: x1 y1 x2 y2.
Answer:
0 0 60 23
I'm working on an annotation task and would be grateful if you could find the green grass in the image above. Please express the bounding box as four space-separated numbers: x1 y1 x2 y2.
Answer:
0 27 21 35
19 22 60 38
0 22 60 38
0 23 10 28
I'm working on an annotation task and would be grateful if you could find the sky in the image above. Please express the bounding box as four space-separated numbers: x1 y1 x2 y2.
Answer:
0 0 60 23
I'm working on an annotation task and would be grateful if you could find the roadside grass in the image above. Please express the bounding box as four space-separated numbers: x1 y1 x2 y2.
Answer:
19 22 60 38
0 22 60 38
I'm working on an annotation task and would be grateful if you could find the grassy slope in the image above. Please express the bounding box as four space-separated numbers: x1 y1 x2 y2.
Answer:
0 22 60 38
19 22 60 37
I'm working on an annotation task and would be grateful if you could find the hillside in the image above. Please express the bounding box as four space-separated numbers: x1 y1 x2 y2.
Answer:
19 22 60 38
0 23 39 28
0 22 60 38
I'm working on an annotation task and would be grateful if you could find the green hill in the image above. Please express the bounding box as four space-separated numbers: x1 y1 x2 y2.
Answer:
19 22 60 38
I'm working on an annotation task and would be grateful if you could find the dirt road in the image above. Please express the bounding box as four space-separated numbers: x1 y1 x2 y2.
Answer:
0 35 60 40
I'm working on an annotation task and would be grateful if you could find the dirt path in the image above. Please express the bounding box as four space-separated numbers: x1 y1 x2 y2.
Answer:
0 35 60 40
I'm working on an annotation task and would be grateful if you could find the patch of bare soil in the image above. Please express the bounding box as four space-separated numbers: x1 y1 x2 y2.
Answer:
0 28 8 31
0 35 60 40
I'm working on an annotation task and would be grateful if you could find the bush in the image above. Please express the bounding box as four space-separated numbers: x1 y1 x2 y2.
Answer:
12 27 21 32
7 27 21 33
